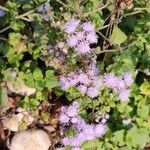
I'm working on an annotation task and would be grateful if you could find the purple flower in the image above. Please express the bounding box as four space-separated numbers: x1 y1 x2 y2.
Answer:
62 137 71 146
71 117 78 124
64 19 80 34
75 41 91 54
66 105 78 117
70 135 83 147
59 114 70 124
60 77 70 90
60 106 67 113
87 87 99 98
76 31 85 41
72 101 79 109
82 22 95 32
73 116 87 132
94 124 106 137
104 73 117 88
0 9 5 17
87 63 99 76
78 73 90 85
67 35 78 47
115 77 126 90
82 125 95 140
86 32 98 43
123 72 133 86
78 85 87 94
92 77 103 88
118 89 130 101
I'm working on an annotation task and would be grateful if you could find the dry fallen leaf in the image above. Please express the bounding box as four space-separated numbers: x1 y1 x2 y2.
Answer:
7 78 36 96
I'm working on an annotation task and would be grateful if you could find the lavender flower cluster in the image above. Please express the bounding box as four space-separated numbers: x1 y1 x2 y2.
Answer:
60 61 102 98
59 102 107 149
60 66 133 101
103 72 133 101
64 19 98 54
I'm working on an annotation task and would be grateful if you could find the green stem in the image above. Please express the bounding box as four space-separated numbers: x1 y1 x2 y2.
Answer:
124 10 144 17
15 9 36 19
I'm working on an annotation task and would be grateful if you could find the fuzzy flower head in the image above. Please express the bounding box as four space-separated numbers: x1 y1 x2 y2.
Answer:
59 77 70 90
94 124 106 137
82 22 95 32
66 105 78 117
86 32 98 44
82 125 95 140
0 9 5 17
67 35 78 47
59 114 70 124
78 85 87 94
123 72 133 86
64 19 80 34
115 77 126 90
78 72 90 85
92 77 103 88
75 41 91 54
62 137 71 146
87 87 99 98
104 73 117 88
118 89 130 101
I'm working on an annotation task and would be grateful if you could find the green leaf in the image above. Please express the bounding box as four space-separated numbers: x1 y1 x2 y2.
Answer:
126 127 149 148
45 70 58 89
137 105 149 120
112 130 125 146
110 26 127 45
33 68 43 80
140 80 150 95
0 87 8 107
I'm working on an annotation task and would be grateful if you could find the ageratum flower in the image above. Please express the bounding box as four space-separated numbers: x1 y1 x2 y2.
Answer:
64 19 80 34
94 124 106 137
104 73 117 88
86 32 98 44
59 77 70 90
87 87 99 98
59 114 70 124
123 72 133 86
82 125 95 140
118 89 130 101
75 41 91 54
66 105 78 117
78 72 90 85
82 22 95 32
62 137 71 146
77 85 87 94
0 9 5 17
67 35 78 47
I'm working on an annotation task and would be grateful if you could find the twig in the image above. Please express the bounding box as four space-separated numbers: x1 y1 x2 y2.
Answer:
0 5 9 11
0 25 11 34
56 0 68 8
0 37 6 41
84 3 110 17
15 9 35 19
124 10 144 17
99 49 120 54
